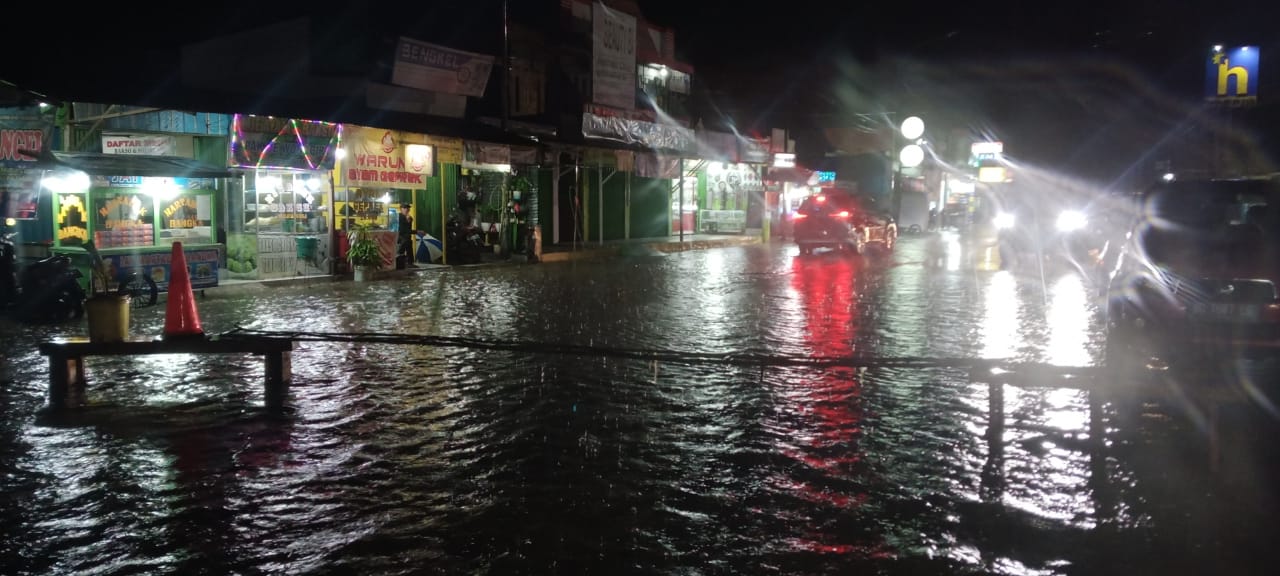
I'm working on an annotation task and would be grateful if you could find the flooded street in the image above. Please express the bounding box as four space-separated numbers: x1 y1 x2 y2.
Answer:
2 235 1277 575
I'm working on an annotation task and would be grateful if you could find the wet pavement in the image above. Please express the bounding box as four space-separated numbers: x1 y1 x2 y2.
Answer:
1 233 1278 575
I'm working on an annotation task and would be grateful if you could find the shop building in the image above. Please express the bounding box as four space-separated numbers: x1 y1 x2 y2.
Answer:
226 114 342 280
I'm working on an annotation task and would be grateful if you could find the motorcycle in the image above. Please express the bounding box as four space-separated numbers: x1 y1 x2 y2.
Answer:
11 253 86 324
445 213 485 265
0 229 18 308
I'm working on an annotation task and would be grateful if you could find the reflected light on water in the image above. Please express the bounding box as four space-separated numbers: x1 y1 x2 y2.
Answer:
981 271 1019 359
1045 274 1092 367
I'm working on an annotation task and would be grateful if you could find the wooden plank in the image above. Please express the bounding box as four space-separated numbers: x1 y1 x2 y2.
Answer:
37 336 292 357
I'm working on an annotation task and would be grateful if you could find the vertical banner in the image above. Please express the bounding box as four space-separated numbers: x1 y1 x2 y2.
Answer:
592 2 637 110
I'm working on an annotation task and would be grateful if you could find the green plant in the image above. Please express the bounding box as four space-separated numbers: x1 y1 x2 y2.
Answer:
346 224 381 268
82 241 114 296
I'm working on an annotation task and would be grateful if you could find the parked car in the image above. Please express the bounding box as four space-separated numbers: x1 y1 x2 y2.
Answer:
1105 177 1280 368
793 188 897 256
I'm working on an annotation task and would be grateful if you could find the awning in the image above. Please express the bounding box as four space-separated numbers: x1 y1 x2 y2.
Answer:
38 151 235 178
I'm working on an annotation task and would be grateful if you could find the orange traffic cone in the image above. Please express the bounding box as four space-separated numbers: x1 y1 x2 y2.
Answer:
163 242 205 340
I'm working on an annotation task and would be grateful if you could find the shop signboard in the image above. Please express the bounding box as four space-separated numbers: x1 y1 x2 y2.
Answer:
391 36 495 98
425 135 463 165
740 138 771 164
231 114 340 171
465 142 511 166
340 127 432 188
102 134 176 156
2 107 50 168
1206 46 1259 104
592 1 637 110
100 246 220 291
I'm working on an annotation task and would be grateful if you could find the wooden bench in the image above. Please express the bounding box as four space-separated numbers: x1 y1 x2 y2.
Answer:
37 336 294 411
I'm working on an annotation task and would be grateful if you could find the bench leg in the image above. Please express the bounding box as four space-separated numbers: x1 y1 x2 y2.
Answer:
48 355 87 410
264 351 292 410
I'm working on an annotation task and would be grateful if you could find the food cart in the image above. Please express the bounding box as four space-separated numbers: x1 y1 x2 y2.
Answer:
39 151 233 295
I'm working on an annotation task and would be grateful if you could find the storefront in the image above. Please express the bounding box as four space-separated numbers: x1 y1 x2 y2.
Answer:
42 152 232 292
2 106 56 254
333 125 438 269
461 141 514 252
227 114 341 280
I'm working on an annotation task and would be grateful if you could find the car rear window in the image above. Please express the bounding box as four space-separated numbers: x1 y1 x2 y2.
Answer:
799 191 854 213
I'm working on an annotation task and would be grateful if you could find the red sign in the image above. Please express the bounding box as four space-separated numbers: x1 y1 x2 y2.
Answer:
0 129 42 164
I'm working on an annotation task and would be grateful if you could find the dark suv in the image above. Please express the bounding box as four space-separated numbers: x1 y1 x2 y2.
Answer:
793 189 897 256
1105 177 1280 365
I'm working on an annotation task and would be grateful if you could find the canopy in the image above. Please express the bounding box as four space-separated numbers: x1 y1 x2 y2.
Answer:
24 150 235 179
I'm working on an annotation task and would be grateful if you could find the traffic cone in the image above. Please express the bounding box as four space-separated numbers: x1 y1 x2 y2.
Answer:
163 242 205 340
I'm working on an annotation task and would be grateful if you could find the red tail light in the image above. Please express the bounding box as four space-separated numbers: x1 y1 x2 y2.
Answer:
833 210 851 219
816 195 826 203
792 213 808 220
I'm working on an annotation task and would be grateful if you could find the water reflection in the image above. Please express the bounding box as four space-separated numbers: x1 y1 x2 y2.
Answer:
0 240 1271 574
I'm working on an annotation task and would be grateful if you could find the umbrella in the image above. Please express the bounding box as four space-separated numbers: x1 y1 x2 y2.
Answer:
416 232 443 263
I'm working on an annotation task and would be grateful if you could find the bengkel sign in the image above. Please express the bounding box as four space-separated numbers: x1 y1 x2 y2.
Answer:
102 134 176 156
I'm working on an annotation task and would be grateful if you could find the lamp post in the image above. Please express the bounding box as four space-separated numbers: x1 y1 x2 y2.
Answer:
894 115 925 220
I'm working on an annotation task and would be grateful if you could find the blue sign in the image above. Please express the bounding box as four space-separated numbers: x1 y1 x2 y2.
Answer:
816 171 837 182
1205 46 1259 102
102 247 220 292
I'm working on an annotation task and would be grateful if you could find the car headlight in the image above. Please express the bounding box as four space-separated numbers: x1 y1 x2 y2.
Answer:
994 212 1016 229
1056 210 1088 232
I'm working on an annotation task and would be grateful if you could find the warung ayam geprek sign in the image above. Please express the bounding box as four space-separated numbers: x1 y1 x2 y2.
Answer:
339 126 434 188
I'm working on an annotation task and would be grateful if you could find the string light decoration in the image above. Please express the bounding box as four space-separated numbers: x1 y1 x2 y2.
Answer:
230 114 343 171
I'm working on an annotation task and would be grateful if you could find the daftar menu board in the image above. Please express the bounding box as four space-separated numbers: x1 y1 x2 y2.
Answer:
98 247 220 291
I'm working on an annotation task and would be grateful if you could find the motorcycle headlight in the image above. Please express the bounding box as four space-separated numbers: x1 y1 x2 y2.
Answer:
994 212 1016 230
1056 210 1088 232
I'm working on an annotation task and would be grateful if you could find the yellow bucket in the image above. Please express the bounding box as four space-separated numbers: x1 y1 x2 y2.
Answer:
86 295 131 343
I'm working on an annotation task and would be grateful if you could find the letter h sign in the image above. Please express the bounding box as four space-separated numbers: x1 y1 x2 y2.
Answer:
1206 46 1259 103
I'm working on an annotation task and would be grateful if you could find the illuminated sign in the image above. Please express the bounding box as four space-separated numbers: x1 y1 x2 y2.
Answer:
1205 46 1259 103
970 141 1003 156
816 171 836 182
978 166 1008 183
772 153 795 168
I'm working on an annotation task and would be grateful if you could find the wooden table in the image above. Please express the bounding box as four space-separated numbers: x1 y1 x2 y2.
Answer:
37 336 294 411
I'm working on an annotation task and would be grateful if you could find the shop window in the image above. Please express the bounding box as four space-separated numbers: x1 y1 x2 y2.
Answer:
158 192 214 245
336 188 391 230
244 170 331 234
92 190 153 248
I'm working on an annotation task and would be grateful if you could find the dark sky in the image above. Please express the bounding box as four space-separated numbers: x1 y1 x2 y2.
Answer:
4 0 1276 182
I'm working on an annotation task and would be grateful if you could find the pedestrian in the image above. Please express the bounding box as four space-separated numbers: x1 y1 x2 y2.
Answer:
398 202 415 268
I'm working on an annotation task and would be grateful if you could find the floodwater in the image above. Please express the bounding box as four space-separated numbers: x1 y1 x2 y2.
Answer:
1 234 1277 575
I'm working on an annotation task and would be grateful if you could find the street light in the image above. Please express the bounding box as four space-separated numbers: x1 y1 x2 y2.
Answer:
900 144 925 168
900 116 925 140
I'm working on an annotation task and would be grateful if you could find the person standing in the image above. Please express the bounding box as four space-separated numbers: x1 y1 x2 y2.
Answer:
398 202 415 268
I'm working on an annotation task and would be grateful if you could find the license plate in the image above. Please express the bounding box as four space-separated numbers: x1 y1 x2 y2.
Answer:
1190 302 1261 322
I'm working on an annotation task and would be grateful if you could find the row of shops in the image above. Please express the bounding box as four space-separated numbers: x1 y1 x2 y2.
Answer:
2 105 799 293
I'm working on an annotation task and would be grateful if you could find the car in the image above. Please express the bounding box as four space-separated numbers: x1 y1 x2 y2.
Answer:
793 188 897 256
1104 177 1280 368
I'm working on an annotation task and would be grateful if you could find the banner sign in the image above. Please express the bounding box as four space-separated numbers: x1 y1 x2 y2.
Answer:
464 142 511 166
231 114 340 171
1205 46 1259 104
340 127 433 188
0 128 43 167
425 135 463 165
740 138 771 164
100 247 220 291
583 113 694 152
592 2 637 110
1 167 40 220
90 176 217 189
102 134 176 156
391 37 495 97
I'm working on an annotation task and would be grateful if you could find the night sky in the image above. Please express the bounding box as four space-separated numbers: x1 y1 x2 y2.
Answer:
4 0 1276 183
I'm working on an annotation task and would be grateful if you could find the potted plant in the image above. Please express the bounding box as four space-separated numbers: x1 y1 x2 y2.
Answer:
82 241 131 342
347 224 381 282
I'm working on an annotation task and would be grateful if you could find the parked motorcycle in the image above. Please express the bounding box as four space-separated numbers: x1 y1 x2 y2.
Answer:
9 253 86 324
445 212 484 265
0 229 18 308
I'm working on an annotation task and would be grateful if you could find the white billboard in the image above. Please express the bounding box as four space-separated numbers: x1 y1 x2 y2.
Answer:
592 2 637 110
